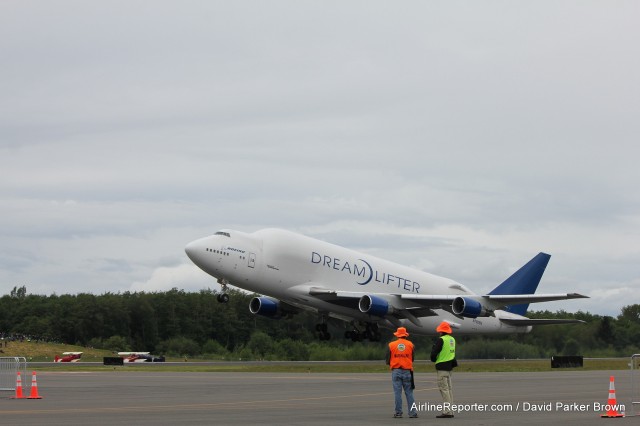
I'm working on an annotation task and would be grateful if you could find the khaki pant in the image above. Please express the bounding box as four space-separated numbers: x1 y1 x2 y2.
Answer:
436 369 453 415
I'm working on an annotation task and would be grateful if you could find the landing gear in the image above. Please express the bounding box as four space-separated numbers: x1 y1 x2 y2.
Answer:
365 323 381 342
216 278 230 303
315 323 331 341
344 329 363 342
344 322 381 342
315 314 331 340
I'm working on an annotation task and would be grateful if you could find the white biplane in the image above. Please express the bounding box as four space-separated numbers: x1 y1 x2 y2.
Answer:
118 352 165 362
54 352 83 362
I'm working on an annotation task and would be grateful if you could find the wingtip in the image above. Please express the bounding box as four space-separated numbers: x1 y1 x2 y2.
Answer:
568 293 589 299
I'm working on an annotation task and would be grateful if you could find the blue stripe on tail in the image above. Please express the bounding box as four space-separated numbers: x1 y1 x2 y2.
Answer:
488 253 551 316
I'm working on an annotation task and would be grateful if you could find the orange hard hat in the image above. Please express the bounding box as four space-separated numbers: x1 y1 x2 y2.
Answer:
394 327 409 337
436 321 452 334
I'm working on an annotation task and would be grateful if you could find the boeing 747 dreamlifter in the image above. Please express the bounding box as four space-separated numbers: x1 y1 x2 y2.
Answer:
185 228 587 341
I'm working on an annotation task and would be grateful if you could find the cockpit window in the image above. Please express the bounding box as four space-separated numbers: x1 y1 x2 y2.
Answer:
215 231 231 237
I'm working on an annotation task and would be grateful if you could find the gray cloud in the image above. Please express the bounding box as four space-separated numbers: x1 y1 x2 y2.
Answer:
1 1 638 316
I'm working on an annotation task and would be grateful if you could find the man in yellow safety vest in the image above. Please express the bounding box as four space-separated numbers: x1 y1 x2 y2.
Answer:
430 321 457 418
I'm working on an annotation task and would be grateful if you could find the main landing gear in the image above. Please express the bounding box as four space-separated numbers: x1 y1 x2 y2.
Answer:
344 323 381 342
315 323 331 341
315 314 331 340
216 278 230 303
316 320 382 342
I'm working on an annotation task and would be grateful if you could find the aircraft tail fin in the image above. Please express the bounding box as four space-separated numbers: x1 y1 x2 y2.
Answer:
488 252 551 316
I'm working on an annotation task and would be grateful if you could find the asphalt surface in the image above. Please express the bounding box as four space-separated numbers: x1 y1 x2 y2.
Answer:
0 369 637 425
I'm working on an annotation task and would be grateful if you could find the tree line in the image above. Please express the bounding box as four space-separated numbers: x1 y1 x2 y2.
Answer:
2 286 639 360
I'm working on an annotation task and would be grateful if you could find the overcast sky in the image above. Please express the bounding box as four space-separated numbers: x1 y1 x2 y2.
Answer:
1 1 638 317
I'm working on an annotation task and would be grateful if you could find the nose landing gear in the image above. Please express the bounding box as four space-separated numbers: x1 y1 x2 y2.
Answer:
216 278 230 303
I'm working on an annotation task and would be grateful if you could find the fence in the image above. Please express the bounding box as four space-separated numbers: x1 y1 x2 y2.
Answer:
0 357 27 392
631 354 640 416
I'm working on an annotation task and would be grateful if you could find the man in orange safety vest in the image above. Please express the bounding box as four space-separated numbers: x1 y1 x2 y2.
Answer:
386 326 418 418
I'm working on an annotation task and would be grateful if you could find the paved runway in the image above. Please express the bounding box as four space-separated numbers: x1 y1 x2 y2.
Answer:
0 370 637 425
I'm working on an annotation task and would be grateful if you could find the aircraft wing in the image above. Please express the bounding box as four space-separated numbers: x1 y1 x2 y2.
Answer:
400 294 458 305
400 292 587 306
289 284 589 327
498 318 586 326
482 293 588 305
296 285 438 327
401 293 590 327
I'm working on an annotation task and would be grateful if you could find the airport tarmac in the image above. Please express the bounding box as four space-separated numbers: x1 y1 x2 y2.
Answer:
0 369 637 425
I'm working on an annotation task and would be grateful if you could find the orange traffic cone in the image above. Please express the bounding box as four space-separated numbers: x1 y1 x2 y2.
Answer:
27 371 42 399
601 376 624 418
11 372 25 399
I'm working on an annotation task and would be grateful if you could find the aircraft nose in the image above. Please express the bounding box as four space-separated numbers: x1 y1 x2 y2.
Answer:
185 237 215 274
185 239 201 263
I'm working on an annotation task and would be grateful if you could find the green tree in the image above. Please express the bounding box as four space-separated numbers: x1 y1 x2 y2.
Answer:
619 305 640 324
562 338 580 356
597 316 615 345
156 336 200 357
202 339 229 358
10 286 27 299
103 335 130 351
247 331 274 359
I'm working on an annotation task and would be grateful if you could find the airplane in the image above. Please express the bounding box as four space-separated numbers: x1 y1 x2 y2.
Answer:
54 352 83 362
118 352 165 362
185 228 588 341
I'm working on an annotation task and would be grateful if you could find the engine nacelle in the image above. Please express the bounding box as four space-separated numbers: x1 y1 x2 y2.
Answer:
249 297 281 318
452 296 488 318
359 295 391 317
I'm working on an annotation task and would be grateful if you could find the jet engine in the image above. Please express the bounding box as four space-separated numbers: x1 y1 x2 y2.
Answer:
249 297 281 318
452 296 489 318
358 295 391 317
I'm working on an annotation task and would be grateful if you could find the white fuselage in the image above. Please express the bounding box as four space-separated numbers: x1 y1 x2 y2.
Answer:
185 228 531 335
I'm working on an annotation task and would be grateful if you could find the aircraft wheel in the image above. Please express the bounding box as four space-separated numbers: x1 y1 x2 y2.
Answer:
344 331 353 339
217 293 229 303
318 331 331 341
